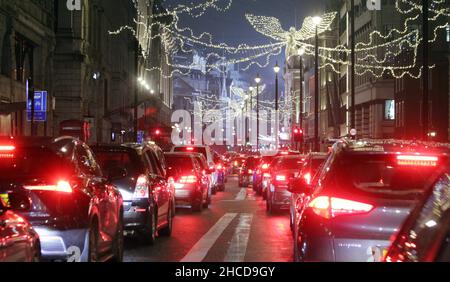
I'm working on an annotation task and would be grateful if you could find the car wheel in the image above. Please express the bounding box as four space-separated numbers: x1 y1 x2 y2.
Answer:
141 211 157 245
192 196 203 212
112 215 124 262
159 203 173 237
88 222 99 262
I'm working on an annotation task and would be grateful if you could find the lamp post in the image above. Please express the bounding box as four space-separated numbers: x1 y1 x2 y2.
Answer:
255 74 262 152
298 47 305 152
350 0 356 138
313 16 322 152
249 86 254 150
274 62 281 150
422 0 429 140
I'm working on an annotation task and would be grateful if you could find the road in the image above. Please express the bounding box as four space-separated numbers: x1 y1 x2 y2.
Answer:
124 175 293 262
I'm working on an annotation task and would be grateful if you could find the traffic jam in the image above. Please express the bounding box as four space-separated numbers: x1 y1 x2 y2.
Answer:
1 136 450 263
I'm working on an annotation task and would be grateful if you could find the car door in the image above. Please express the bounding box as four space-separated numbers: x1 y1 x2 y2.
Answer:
75 145 112 249
144 150 169 226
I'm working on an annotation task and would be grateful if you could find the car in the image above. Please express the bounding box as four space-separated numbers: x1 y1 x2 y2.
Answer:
289 153 328 233
231 156 246 175
291 139 450 262
0 136 124 262
190 153 214 201
92 143 175 245
385 165 450 262
171 145 222 192
213 152 226 191
253 155 276 195
0 193 40 262
164 153 209 212
238 156 259 187
266 155 305 214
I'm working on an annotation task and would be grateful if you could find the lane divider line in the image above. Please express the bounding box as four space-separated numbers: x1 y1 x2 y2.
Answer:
224 213 253 262
180 213 238 262
235 188 247 201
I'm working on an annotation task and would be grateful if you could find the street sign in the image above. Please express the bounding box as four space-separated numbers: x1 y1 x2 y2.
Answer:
27 91 47 122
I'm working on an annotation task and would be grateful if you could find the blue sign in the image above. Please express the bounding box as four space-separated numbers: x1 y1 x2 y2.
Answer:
27 91 47 122
137 131 145 144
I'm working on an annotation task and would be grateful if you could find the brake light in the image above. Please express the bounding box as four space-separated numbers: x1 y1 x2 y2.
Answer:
234 161 238 166
0 145 15 151
24 180 73 193
275 175 287 182
308 196 373 219
263 173 271 177
186 147 194 151
397 155 438 167
134 175 149 199
262 163 269 170
303 172 312 185
180 175 197 184
248 169 253 174
281 152 289 155
216 164 223 170
0 153 14 159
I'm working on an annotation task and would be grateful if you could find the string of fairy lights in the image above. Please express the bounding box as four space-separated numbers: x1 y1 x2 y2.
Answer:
108 0 450 123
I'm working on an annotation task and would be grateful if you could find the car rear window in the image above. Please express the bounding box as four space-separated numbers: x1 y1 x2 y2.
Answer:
275 157 304 170
94 150 141 175
165 155 194 172
245 157 258 167
332 154 443 200
0 147 74 180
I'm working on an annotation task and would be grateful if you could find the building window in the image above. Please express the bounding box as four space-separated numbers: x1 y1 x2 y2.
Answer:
385 100 395 120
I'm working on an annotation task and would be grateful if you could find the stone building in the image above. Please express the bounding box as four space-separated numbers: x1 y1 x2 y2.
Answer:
0 0 55 136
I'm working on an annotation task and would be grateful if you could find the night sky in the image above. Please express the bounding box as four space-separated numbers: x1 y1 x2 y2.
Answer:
163 0 327 93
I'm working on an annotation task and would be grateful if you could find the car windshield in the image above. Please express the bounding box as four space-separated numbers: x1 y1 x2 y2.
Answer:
94 150 141 175
275 157 304 170
332 154 442 200
0 147 74 180
174 147 207 160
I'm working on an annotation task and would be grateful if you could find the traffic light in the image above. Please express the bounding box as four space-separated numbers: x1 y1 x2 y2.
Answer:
293 127 303 142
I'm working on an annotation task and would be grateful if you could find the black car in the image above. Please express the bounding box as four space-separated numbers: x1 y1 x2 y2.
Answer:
164 153 209 212
0 136 124 262
92 143 175 244
386 165 450 262
0 194 40 262
238 156 259 187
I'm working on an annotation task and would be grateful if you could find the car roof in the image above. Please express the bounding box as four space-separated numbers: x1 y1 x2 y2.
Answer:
0 136 78 149
164 152 194 158
335 138 450 156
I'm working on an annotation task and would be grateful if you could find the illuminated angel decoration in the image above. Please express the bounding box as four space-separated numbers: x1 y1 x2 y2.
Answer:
245 12 337 58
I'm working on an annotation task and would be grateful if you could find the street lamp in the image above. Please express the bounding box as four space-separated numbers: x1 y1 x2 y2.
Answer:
313 16 322 152
274 62 280 150
255 74 262 151
297 46 305 152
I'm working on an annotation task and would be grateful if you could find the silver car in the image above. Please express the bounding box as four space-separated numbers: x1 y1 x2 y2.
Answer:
292 139 450 262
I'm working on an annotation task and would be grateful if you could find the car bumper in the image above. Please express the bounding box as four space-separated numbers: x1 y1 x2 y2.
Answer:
174 185 201 205
33 226 90 262
123 200 150 230
333 238 391 262
271 186 291 208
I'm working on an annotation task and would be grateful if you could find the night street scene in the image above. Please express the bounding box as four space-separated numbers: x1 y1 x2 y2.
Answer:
2 0 450 271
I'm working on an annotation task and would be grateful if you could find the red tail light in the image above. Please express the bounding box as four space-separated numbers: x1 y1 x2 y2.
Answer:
179 175 197 184
261 163 270 170
216 164 223 170
134 175 149 199
186 147 194 151
397 155 438 167
0 145 15 151
24 180 73 193
248 169 253 174
308 196 373 219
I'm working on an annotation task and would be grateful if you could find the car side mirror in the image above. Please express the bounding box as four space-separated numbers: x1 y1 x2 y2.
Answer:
106 166 127 182
288 177 312 195
8 193 32 212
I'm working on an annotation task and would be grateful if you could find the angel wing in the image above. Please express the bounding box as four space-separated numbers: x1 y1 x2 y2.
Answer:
245 14 289 42
296 12 338 41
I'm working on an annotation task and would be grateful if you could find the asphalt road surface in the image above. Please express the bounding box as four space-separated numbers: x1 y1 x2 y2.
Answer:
124 175 293 262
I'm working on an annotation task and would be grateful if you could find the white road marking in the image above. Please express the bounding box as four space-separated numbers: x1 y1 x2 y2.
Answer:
235 188 247 201
224 213 253 262
180 213 238 262
247 193 256 201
